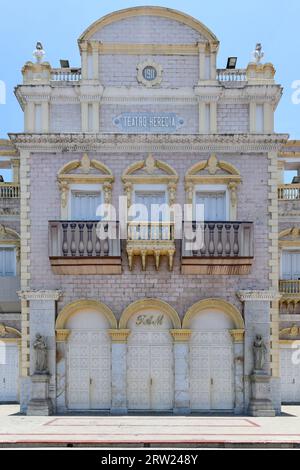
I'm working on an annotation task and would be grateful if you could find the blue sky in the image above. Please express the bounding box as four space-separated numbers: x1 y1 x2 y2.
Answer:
0 0 299 139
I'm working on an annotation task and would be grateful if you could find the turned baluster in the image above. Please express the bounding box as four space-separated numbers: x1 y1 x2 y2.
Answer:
103 223 109 256
200 224 207 256
70 223 77 257
95 224 101 256
208 224 216 256
225 224 232 256
86 223 94 257
192 222 198 256
78 224 85 257
233 224 240 256
217 224 224 256
62 223 69 257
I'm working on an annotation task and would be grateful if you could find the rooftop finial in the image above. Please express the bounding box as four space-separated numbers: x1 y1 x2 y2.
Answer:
252 43 264 64
33 42 45 64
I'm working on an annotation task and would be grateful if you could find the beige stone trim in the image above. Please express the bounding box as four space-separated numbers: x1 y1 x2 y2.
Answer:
119 298 181 330
56 299 117 330
170 329 192 342
79 6 219 45
108 329 131 344
0 324 21 339
237 290 281 302
230 329 245 343
18 290 62 301
55 329 71 343
182 298 245 329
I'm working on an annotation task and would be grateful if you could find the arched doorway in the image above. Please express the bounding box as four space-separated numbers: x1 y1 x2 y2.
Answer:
120 299 180 411
183 299 244 412
56 300 116 411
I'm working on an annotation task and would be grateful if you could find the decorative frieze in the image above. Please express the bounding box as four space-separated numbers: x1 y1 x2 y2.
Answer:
237 290 281 302
170 329 192 343
18 290 62 301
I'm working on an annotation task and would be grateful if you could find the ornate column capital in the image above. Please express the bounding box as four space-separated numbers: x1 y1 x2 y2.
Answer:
108 329 131 344
170 329 192 343
230 329 245 343
56 329 71 343
18 290 62 301
237 290 281 302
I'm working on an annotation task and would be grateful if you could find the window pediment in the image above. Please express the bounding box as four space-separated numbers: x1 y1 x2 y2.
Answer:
279 227 300 247
0 225 20 244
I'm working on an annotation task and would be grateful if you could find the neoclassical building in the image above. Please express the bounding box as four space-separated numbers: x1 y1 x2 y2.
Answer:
0 6 299 415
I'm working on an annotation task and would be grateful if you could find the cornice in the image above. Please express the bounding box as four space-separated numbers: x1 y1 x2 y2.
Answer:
18 290 62 301
9 133 289 154
237 290 282 302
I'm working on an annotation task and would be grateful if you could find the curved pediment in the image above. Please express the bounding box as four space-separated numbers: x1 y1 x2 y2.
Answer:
58 154 113 180
0 225 20 243
122 154 178 182
186 154 241 181
79 6 219 46
279 227 300 247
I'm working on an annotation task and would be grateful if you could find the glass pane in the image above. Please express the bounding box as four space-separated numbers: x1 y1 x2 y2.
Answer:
71 192 102 220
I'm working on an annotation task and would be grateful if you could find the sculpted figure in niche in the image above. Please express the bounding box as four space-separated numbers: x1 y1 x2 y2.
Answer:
253 335 267 372
33 334 48 374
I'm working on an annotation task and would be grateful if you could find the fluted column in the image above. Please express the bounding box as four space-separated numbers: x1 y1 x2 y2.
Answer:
109 329 131 415
171 329 192 414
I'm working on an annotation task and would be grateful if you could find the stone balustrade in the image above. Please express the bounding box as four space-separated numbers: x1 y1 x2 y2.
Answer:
127 221 175 242
278 184 300 201
49 221 121 258
279 280 300 295
0 183 20 198
50 68 82 82
217 69 247 82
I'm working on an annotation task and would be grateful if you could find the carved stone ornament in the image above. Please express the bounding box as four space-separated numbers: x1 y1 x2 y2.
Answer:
253 335 267 372
280 325 300 338
0 324 7 337
207 154 219 175
33 334 48 375
59 181 69 209
0 225 6 237
80 153 91 174
136 59 163 88
144 153 157 175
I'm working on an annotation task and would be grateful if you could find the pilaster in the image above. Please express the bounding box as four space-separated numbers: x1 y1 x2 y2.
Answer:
171 329 192 414
108 329 131 414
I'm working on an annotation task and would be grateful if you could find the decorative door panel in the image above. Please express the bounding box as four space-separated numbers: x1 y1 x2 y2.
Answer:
190 331 234 411
127 331 173 410
0 344 19 402
281 349 300 403
68 330 111 410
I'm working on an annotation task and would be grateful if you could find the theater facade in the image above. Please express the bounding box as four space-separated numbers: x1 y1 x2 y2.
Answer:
1 6 299 416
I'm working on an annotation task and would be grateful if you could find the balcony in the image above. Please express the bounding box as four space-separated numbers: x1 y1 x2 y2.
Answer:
279 280 300 315
217 69 247 82
50 68 82 82
127 222 176 271
0 183 20 199
181 222 254 275
278 184 300 201
49 221 121 275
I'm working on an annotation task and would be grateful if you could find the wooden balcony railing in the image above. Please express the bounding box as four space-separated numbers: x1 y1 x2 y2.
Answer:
50 68 82 82
49 221 121 275
217 69 247 82
278 184 300 201
181 221 254 275
279 280 300 295
0 183 20 198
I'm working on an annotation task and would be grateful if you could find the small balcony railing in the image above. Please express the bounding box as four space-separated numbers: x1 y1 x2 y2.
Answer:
127 221 175 242
217 69 247 82
181 221 254 275
279 280 300 295
48 221 121 275
278 184 300 201
0 183 20 198
50 68 82 82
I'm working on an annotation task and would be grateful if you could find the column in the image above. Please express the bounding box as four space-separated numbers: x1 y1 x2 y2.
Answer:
210 45 218 80
109 329 131 415
11 159 20 183
198 101 206 134
210 102 217 133
91 41 99 80
198 43 206 82
81 102 89 132
230 329 245 414
41 101 49 133
249 102 256 133
55 329 70 412
25 102 35 132
81 42 88 80
264 102 274 133
237 290 278 416
92 102 100 133
171 330 192 414
19 290 62 414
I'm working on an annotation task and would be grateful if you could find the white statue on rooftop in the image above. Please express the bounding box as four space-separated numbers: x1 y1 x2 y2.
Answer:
252 43 264 64
33 42 45 64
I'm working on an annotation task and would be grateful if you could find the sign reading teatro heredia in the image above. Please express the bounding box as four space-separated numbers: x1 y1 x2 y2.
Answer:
113 112 184 133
